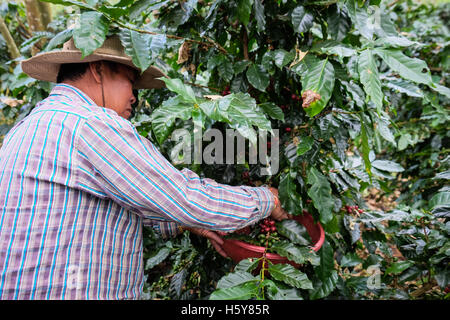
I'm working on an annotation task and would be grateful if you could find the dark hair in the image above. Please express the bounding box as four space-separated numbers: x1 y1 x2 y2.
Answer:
56 60 126 83
56 63 89 83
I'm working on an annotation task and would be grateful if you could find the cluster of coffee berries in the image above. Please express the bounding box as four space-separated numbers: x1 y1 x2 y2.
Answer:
222 86 231 96
279 94 300 111
241 170 257 186
260 218 277 233
257 218 280 247
344 205 364 215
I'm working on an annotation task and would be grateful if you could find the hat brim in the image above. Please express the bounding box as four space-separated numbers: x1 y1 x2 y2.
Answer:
21 50 167 89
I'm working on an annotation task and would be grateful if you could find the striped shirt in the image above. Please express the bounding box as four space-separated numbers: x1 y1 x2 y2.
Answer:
0 84 274 299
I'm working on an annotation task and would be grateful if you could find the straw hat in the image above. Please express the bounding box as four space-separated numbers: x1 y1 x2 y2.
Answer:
21 35 167 89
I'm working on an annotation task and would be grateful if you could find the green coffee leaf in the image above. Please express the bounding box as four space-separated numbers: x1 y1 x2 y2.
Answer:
271 241 320 266
198 92 271 145
246 64 270 92
41 0 94 10
150 96 194 144
129 0 169 20
216 271 257 289
43 29 73 52
145 247 171 269
218 59 234 82
307 167 334 225
253 0 265 33
346 0 373 40
358 49 383 114
316 240 335 280
297 136 314 156
234 258 260 273
209 281 258 300
382 78 424 98
268 263 313 290
429 192 450 210
169 269 187 298
376 119 396 145
279 171 303 216
375 10 399 37
276 219 312 246
311 40 356 58
309 270 338 300
233 60 252 75
272 49 295 69
327 6 351 41
385 260 414 275
374 48 433 86
228 93 272 128
119 29 152 72
291 6 314 34
258 102 285 121
73 11 109 58
265 280 303 300
159 78 197 104
301 58 335 117
340 253 364 267
98 5 128 19
375 36 417 48
360 116 372 175
371 160 404 173
430 83 450 99
236 0 253 26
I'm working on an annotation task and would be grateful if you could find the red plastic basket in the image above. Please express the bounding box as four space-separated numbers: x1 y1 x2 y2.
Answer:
222 211 325 268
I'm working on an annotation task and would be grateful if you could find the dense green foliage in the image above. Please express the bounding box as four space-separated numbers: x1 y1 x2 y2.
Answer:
0 0 449 300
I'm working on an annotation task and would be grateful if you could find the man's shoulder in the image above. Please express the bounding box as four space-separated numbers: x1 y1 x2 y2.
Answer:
81 108 136 137
37 94 94 120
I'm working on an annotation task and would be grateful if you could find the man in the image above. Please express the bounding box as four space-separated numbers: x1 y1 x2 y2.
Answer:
0 36 290 299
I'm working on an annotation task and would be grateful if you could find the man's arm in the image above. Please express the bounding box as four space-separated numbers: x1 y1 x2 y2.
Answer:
75 113 276 234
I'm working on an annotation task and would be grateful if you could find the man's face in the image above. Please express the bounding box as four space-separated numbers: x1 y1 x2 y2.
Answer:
102 63 137 119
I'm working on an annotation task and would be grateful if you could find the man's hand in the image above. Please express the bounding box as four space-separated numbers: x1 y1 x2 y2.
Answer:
267 187 292 221
181 187 291 257
183 226 228 258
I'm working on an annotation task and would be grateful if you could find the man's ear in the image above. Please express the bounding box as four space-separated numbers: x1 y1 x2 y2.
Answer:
89 61 103 84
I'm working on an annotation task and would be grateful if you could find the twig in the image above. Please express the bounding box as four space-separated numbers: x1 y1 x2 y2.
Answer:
16 14 33 38
410 281 435 298
315 108 361 120
184 81 221 92
111 18 228 55
395 118 421 127
0 16 20 60
242 24 249 61
387 0 402 8
332 110 362 115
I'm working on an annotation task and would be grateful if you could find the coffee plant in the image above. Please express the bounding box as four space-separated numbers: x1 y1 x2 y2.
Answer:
0 0 448 300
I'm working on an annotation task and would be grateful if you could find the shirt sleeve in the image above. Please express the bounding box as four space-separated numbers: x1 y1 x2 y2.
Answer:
142 219 183 239
75 112 275 234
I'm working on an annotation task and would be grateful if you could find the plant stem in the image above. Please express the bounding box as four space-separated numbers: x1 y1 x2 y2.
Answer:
184 81 221 92
241 24 249 61
0 16 20 60
110 18 228 55
258 249 269 300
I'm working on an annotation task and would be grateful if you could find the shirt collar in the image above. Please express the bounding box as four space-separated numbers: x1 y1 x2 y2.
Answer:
48 83 98 107
47 83 120 117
